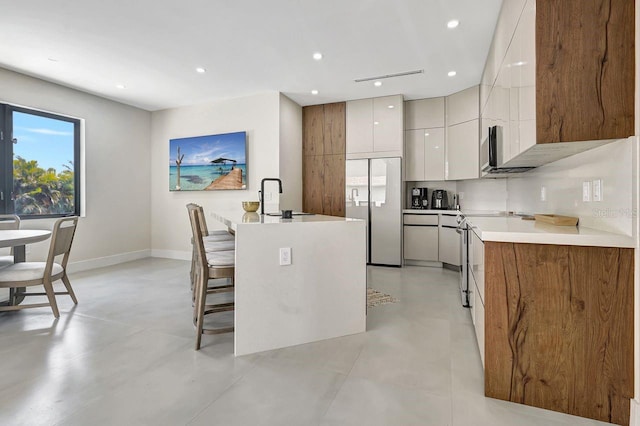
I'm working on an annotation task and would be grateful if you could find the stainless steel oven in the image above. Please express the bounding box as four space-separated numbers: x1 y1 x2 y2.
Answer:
456 214 470 308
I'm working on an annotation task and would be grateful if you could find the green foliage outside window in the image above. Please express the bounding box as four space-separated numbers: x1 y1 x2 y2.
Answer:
13 156 75 215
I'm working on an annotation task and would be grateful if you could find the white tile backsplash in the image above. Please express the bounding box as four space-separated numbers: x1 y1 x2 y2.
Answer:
457 137 636 236
507 138 635 235
457 179 508 212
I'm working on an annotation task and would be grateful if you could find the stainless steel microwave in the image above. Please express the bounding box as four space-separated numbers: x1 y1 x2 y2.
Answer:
481 125 534 175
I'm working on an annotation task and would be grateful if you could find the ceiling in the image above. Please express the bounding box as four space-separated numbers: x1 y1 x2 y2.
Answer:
0 0 503 111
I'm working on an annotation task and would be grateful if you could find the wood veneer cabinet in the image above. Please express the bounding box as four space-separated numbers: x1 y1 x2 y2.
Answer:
536 0 634 143
484 242 634 425
302 102 346 217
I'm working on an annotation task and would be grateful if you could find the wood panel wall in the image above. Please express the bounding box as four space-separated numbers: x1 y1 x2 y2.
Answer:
484 242 634 425
302 102 345 216
536 0 635 143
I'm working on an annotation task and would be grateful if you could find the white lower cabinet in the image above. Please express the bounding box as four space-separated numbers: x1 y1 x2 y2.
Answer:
474 285 485 368
438 214 461 266
403 225 438 261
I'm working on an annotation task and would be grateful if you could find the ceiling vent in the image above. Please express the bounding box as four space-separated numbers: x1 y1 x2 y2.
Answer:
355 69 424 83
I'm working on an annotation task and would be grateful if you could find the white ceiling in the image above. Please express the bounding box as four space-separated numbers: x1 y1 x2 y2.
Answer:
0 0 503 111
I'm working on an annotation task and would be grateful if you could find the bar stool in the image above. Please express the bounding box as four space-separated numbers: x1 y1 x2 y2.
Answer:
188 206 235 350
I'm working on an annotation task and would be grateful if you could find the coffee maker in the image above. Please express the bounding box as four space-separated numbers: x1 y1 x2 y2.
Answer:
431 189 450 210
411 188 429 209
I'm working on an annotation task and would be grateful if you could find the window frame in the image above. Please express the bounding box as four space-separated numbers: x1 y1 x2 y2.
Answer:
0 103 81 219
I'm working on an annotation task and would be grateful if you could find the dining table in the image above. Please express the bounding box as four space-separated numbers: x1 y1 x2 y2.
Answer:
0 229 52 306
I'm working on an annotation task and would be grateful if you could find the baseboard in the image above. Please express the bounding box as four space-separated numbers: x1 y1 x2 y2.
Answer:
404 260 443 268
67 249 152 273
150 249 191 261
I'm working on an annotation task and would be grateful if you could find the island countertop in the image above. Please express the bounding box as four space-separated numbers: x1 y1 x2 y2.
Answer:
211 209 362 231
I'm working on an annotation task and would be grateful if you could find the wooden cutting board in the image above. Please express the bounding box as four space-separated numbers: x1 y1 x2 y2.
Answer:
534 214 579 226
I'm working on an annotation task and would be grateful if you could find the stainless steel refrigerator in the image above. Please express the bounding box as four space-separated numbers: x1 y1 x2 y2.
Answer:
345 157 402 266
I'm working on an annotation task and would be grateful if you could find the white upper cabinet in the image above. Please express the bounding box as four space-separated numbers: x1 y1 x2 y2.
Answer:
346 99 374 154
405 97 445 130
404 130 425 181
445 86 480 180
346 95 403 158
404 128 445 181
446 119 480 180
446 86 479 126
373 95 404 154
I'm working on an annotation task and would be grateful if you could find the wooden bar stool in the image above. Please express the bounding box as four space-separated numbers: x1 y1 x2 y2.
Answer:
188 207 235 350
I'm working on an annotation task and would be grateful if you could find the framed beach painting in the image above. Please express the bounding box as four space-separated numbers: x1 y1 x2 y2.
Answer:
169 131 247 191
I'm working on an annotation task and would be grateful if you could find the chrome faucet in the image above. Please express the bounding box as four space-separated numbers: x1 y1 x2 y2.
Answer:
260 178 283 215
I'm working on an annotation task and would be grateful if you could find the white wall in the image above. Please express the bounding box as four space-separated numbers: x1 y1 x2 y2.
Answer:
150 91 303 258
0 67 152 270
278 94 302 211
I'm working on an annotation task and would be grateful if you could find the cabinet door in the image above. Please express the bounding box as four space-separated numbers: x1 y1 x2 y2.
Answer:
446 119 479 180
403 226 438 261
438 226 461 266
323 102 346 155
405 97 445 130
404 130 425 181
323 155 345 217
373 95 403 154
471 230 484 303
303 155 324 214
446 86 479 126
303 105 324 156
346 99 373 154
474 284 485 368
423 128 445 181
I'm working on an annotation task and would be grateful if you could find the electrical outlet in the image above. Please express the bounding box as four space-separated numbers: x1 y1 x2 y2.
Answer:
582 181 592 202
592 179 602 202
265 192 273 201
458 192 464 200
279 247 291 266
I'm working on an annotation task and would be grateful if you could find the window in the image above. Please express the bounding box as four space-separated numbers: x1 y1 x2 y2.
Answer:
0 104 80 218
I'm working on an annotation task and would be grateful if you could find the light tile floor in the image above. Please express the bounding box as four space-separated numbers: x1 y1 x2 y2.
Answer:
0 258 613 425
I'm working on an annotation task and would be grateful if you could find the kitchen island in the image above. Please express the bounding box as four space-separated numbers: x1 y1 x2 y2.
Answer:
210 210 367 356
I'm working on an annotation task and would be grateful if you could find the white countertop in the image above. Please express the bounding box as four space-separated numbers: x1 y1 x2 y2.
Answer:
403 209 459 215
211 209 362 231
467 216 634 248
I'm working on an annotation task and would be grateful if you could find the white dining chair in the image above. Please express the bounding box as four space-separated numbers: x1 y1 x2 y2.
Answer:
0 217 78 317
0 214 21 268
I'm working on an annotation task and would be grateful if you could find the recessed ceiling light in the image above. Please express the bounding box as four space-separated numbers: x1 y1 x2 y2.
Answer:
374 121 380 125
374 81 382 87
447 19 460 29
311 89 319 95
448 71 457 77
313 52 323 61
388 105 395 109
425 132 430 136
196 67 206 73
116 84 126 89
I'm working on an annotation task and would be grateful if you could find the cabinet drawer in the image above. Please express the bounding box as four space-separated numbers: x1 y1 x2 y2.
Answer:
403 226 438 261
403 214 438 226
440 214 458 227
